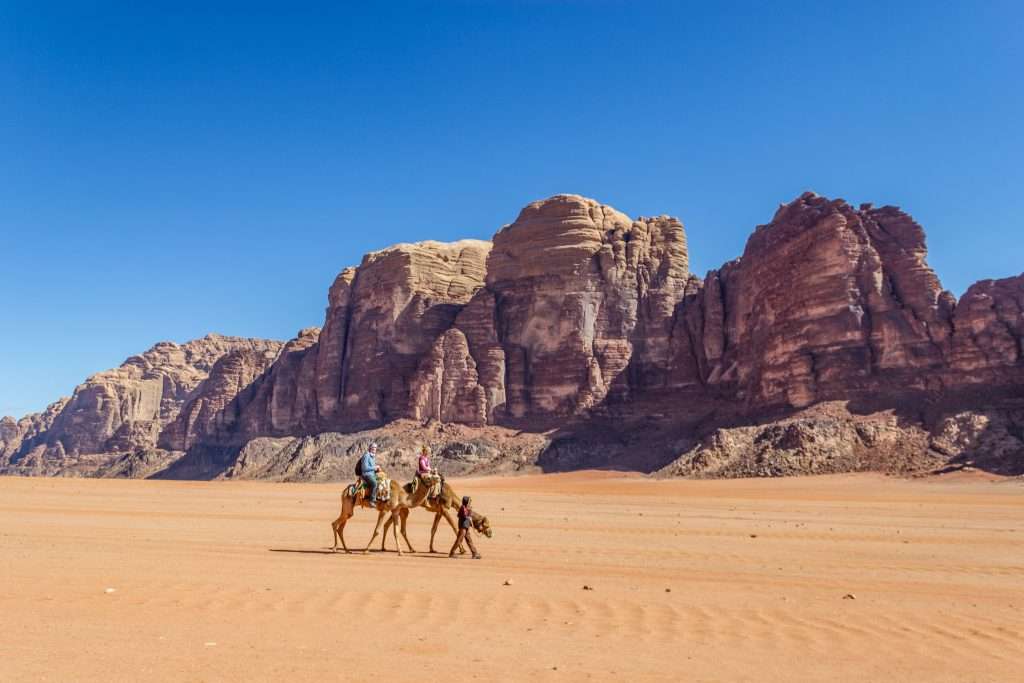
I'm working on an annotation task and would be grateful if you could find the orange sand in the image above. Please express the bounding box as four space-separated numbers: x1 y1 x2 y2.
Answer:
1 472 1021 681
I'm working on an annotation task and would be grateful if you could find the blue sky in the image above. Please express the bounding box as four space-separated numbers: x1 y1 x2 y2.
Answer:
1 1 1022 418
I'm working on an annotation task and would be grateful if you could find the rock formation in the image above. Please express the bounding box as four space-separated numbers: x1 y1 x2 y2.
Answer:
409 328 489 426
189 240 495 447
949 274 1024 376
657 402 942 479
0 335 283 476
159 343 285 451
0 417 17 459
4 192 1023 480
665 193 959 411
0 398 69 465
485 195 690 417
183 195 692 450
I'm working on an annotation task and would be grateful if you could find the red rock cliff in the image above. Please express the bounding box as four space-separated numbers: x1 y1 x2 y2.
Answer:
7 192 1022 479
178 192 1023 459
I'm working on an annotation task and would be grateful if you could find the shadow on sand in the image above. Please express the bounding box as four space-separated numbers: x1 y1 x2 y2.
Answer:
268 548 340 555
268 548 456 558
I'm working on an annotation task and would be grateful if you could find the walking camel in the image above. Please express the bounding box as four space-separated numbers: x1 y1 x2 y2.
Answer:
382 479 493 553
330 477 432 555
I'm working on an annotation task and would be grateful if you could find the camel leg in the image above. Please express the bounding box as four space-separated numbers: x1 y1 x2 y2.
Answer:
429 510 443 553
390 510 403 556
398 507 415 553
340 514 352 553
332 497 353 553
381 515 393 552
379 508 410 553
363 508 387 553
330 496 343 550
334 511 353 554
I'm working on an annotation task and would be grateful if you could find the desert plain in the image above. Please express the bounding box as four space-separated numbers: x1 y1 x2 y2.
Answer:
1 471 1022 682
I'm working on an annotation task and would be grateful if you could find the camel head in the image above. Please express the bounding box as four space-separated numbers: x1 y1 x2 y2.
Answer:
472 513 493 539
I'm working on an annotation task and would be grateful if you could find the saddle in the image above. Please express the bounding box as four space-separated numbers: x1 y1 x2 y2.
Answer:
417 471 443 501
350 470 391 504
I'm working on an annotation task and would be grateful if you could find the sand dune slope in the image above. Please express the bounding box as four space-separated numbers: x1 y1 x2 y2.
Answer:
0 472 1021 681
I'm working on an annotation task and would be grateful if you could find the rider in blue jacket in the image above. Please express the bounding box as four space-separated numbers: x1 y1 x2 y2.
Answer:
359 443 380 505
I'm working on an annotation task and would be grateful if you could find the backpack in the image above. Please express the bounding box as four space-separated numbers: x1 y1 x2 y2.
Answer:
354 457 363 478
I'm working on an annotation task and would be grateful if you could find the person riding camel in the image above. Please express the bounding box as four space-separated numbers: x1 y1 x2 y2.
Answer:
449 495 481 560
417 445 433 478
359 443 380 506
416 445 441 500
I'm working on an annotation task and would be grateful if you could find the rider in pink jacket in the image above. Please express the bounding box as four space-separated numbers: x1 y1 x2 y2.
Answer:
417 446 432 475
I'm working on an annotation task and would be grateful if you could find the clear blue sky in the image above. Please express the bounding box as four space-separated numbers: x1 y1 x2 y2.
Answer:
1 1 1022 419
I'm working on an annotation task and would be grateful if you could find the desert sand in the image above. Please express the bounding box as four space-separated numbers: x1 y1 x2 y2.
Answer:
1 472 1021 682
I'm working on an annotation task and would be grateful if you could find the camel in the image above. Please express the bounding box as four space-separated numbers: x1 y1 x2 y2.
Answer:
329 476 432 555
382 478 493 553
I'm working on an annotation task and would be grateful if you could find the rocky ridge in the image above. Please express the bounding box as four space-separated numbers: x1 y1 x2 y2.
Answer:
1 335 283 476
3 193 1022 480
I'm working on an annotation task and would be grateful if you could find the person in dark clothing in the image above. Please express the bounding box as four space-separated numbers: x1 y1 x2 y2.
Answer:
449 495 481 559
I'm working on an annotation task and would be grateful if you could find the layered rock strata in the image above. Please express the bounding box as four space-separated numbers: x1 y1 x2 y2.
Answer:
666 194 959 410
4 192 1023 480
174 192 1021 478
949 275 1024 376
486 195 691 416
159 342 285 451
193 240 495 446
181 195 693 452
1 335 283 476
0 398 69 468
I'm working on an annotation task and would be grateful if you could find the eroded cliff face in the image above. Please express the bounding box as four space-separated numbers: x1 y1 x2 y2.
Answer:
486 195 691 417
334 240 491 426
159 344 285 451
0 335 283 476
950 274 1024 375
51 334 284 454
198 240 496 446
0 398 69 467
159 192 1023 479
174 195 693 450
5 192 1023 479
668 193 960 411
0 418 17 459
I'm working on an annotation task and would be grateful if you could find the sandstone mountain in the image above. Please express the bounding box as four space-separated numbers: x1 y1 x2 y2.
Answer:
1 335 283 476
3 193 1022 480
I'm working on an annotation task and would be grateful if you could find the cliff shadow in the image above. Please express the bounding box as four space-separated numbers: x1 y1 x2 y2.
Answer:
150 444 240 480
531 390 725 474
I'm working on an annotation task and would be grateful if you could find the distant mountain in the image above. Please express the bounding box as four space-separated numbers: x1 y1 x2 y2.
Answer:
1 334 282 477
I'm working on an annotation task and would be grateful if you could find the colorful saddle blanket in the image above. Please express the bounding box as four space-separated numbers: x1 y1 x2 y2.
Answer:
418 472 443 499
349 471 391 503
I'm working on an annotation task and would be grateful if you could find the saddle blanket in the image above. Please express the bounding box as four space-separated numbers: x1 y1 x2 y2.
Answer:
350 473 391 503
419 472 442 499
